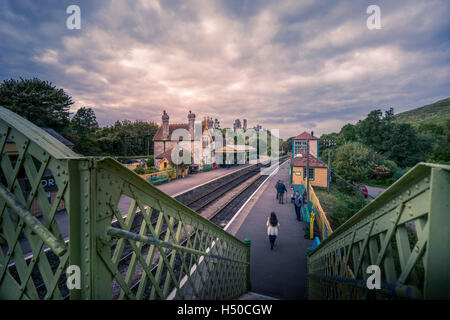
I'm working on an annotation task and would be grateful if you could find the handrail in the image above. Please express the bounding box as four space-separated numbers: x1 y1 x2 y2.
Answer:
97 158 249 248
308 183 333 240
307 162 450 299
0 183 67 256
1 106 250 300
309 162 448 251
107 227 249 265
0 106 79 159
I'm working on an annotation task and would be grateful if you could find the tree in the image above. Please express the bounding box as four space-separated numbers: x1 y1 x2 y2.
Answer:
94 120 158 156
340 124 358 142
69 107 100 155
429 119 450 163
333 142 383 183
0 78 72 130
71 107 98 136
383 123 434 167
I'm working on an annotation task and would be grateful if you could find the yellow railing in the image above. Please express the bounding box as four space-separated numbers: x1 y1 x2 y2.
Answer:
308 184 333 240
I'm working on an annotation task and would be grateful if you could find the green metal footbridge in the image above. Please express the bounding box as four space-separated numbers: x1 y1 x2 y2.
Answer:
0 106 449 300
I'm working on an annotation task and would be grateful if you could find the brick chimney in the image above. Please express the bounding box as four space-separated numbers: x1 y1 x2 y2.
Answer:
207 116 214 129
243 119 247 131
188 110 195 139
162 110 169 140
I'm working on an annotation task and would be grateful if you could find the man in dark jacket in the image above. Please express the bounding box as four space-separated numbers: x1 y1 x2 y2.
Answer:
275 180 281 200
277 181 287 204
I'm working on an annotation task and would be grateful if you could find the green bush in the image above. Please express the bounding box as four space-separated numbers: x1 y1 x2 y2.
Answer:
146 156 155 168
382 159 399 173
145 166 158 174
133 164 146 175
333 142 384 183
327 188 366 227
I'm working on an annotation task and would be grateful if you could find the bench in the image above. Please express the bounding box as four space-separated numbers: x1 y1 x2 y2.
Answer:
202 164 213 171
149 174 168 184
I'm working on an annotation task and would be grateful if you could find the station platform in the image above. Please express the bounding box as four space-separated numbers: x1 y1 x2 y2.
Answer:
158 164 250 197
227 160 313 300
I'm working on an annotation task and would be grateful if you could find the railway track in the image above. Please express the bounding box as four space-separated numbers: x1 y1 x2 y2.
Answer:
17 158 288 299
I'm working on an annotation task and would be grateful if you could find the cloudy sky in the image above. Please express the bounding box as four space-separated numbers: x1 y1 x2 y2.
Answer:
0 0 449 139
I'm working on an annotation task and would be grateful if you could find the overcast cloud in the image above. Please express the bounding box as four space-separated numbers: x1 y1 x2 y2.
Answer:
0 0 449 138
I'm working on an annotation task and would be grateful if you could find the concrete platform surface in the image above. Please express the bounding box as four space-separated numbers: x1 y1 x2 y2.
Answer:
232 161 313 300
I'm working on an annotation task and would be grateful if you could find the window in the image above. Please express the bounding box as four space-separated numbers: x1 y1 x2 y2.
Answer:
294 141 308 155
303 167 314 180
164 162 167 168
179 136 183 141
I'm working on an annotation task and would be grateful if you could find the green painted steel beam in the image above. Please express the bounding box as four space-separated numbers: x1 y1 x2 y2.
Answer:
306 162 450 300
107 227 249 265
0 106 79 159
0 183 66 256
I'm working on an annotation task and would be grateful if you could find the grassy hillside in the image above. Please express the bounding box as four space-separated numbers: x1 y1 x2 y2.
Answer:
393 98 450 126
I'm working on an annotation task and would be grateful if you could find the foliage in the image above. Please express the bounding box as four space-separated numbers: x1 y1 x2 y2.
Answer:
133 164 146 175
71 107 98 135
0 78 72 131
95 119 158 156
382 159 400 173
70 107 100 155
428 119 450 163
145 166 158 174
315 187 366 229
146 156 155 168
332 142 383 183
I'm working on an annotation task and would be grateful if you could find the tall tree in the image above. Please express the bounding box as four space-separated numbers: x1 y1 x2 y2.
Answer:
70 107 100 155
340 123 358 142
71 107 98 136
0 78 72 130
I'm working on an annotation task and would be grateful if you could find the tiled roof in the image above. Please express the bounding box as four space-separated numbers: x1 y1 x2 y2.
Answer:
153 120 208 141
291 154 327 168
293 131 319 140
155 147 174 161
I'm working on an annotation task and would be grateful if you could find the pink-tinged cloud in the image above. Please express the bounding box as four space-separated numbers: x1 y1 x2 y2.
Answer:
1 0 449 139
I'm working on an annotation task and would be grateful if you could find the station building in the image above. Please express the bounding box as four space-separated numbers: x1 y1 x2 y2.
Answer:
153 111 216 171
290 131 328 189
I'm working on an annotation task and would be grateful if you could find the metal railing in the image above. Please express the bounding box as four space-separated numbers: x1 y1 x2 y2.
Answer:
306 162 450 300
0 106 250 300
308 184 333 240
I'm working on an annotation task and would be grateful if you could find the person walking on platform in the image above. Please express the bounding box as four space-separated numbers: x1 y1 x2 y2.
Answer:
275 180 281 200
277 181 287 204
294 191 303 221
266 212 280 250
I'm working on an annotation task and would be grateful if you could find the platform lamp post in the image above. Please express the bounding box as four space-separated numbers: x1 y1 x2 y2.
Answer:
322 139 336 193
